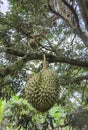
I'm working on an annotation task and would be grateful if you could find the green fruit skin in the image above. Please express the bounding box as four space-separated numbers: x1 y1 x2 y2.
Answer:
25 68 60 112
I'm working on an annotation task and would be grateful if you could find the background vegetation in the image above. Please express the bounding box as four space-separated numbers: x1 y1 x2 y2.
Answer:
0 0 88 129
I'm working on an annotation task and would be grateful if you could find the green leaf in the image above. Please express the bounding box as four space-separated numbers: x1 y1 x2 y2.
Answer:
0 100 6 123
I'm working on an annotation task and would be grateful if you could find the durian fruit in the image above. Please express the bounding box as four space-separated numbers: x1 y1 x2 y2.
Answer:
25 55 60 112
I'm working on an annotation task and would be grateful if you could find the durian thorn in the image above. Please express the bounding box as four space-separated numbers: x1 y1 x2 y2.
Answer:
43 54 46 69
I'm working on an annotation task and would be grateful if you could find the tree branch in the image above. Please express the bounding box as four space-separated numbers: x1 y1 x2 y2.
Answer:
61 75 88 86
1 47 88 85
0 55 28 77
0 47 25 57
77 0 88 30
48 3 70 26
62 0 80 27
75 27 88 48
73 75 88 83
1 47 88 68
48 1 88 48
0 47 42 57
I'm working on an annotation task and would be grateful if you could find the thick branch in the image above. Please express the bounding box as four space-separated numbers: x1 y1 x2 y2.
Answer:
1 48 88 85
48 1 88 48
75 27 88 48
0 47 25 56
73 75 88 83
0 55 28 77
62 0 80 27
77 0 88 30
61 0 88 47
1 47 88 68
48 3 70 26
63 0 88 47
61 75 88 86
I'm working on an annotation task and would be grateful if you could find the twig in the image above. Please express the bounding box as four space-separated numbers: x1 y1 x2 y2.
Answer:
15 124 21 130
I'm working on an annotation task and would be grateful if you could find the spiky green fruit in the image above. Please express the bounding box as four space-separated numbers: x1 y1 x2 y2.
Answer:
25 68 59 112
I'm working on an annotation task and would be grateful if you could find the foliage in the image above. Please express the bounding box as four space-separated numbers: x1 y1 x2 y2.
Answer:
0 95 87 129
0 95 68 130
0 100 6 124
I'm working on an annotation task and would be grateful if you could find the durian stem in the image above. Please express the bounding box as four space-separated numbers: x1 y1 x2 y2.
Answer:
43 55 46 69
